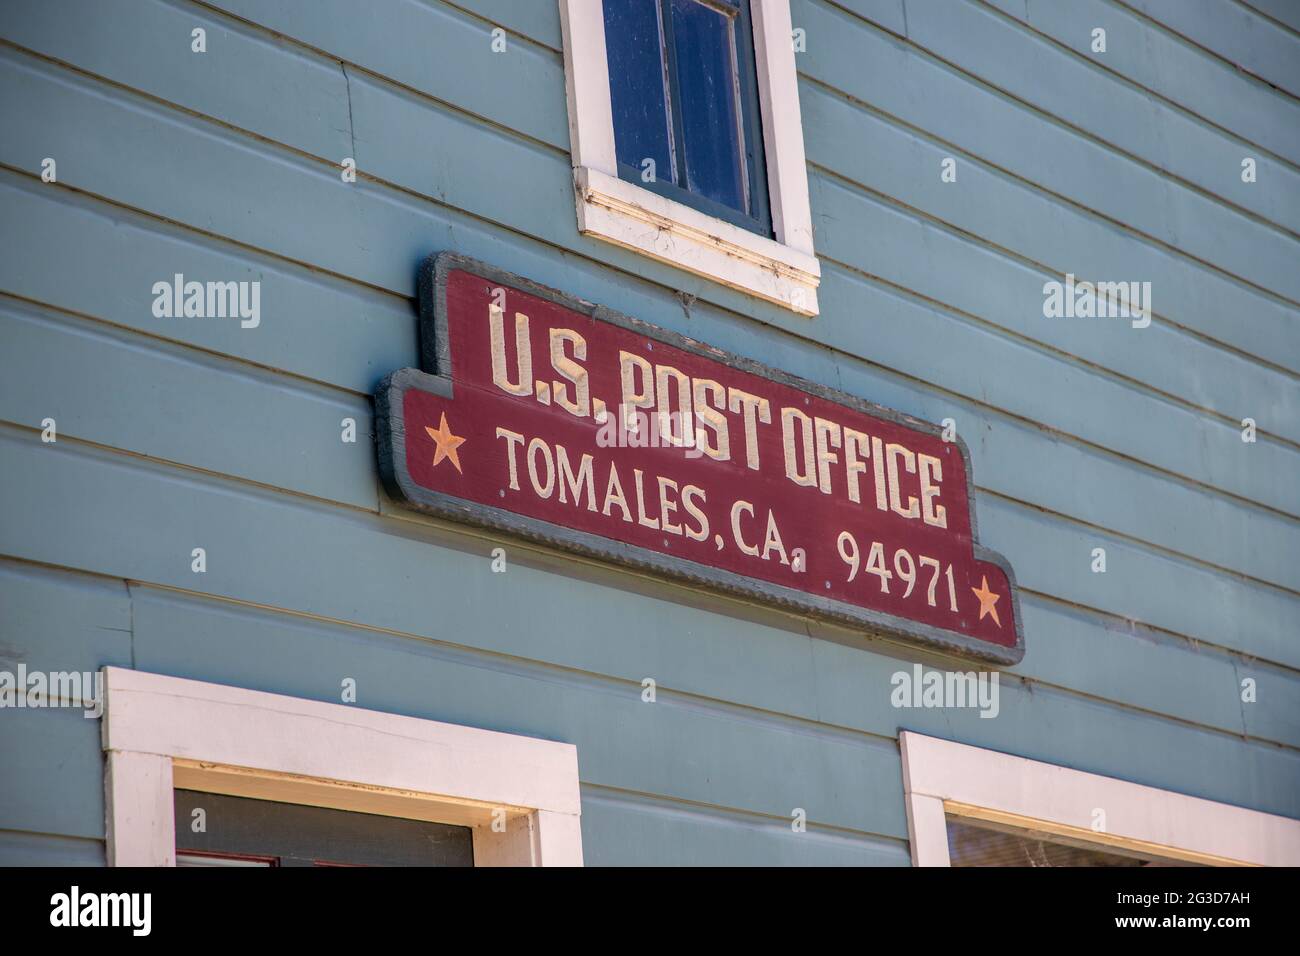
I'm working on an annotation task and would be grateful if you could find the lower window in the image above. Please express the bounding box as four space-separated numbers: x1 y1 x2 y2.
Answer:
173 790 474 867
945 816 1197 867
901 730 1300 867
101 667 583 867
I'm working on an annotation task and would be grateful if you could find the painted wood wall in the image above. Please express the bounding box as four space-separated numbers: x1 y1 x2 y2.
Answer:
1 0 1297 865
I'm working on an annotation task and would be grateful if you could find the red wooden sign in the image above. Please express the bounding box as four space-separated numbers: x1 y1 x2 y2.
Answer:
378 255 1024 664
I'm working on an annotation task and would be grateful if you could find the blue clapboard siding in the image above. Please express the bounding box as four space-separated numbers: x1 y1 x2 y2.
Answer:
578 788 913 866
0 832 105 867
4 161 1297 595
439 0 1300 366
1 465 1298 854
0 298 377 508
1242 0 1300 34
0 560 133 677
2 431 1298 822
1118 0 1300 98
0 173 417 394
4 221 1297 664
0 0 355 160
0 701 106 844
23 0 1291 384
0 0 1297 865
3 45 1297 535
11 275 1298 667
4 162 1296 592
981 0 1300 167
791 16 1300 372
865 0 1300 260
224 0 1300 373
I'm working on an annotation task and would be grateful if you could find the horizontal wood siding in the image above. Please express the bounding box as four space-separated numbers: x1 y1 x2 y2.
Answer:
0 0 1296 864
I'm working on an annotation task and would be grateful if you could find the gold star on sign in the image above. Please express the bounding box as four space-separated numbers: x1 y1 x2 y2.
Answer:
425 412 466 474
971 575 1001 628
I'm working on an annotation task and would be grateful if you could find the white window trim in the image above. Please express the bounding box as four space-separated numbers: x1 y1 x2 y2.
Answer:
100 667 583 866
900 731 1300 867
560 0 820 316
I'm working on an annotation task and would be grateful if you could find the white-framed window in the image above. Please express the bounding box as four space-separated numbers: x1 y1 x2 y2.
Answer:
900 731 1300 867
560 0 820 316
100 667 583 866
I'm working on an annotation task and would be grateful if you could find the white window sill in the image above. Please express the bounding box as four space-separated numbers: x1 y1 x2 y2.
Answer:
574 166 821 317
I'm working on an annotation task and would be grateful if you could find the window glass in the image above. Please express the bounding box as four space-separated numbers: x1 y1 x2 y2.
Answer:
602 0 770 235
945 817 1199 867
668 0 746 212
174 789 474 867
603 0 675 185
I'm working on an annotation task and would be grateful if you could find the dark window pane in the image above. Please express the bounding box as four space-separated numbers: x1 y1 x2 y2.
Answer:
603 0 675 184
668 0 747 213
174 789 474 867
945 818 1199 867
